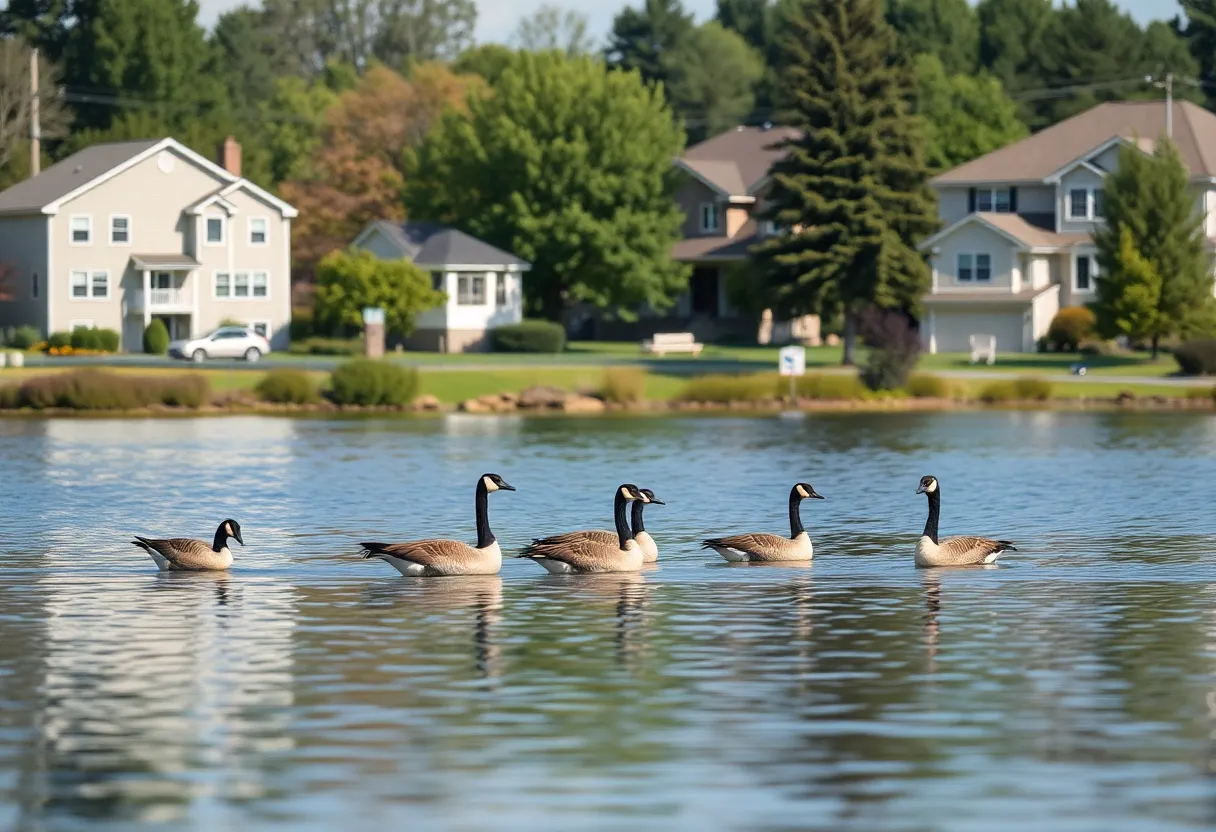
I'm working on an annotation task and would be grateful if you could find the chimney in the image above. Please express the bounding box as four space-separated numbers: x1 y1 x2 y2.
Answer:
218 136 241 177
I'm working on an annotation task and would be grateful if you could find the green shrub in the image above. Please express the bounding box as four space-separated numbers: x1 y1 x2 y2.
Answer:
70 327 99 350
678 372 775 402
97 328 119 352
1174 339 1216 375
1047 307 1096 351
4 369 210 410
792 373 867 399
289 307 315 340
978 377 1052 402
1078 338 1117 356
599 367 647 404
491 320 566 353
329 358 419 406
905 374 951 398
143 319 170 354
47 331 70 349
857 307 921 391
977 380 1015 403
0 383 16 408
256 369 320 404
5 325 41 349
287 336 363 356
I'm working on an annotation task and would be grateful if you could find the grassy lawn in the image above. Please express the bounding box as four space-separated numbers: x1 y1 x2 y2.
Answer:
918 350 1182 378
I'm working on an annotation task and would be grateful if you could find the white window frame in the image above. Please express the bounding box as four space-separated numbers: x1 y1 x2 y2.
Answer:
1067 188 1093 220
251 271 268 298
69 269 109 300
699 202 720 233
204 215 226 246
1073 253 1098 293
248 216 268 246
248 319 271 339
90 269 109 299
109 214 131 246
69 215 92 246
495 272 507 306
69 270 88 299
975 188 1011 214
214 271 232 299
233 271 251 298
956 252 992 283
456 272 486 305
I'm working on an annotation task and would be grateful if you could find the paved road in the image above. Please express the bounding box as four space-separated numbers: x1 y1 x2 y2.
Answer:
7 352 1204 386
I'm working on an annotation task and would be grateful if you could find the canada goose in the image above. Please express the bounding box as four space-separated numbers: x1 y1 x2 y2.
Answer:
518 484 651 573
914 475 1016 566
132 519 244 571
360 473 515 576
525 488 665 563
701 482 823 562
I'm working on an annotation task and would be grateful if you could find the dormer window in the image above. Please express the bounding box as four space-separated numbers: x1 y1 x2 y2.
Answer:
205 216 225 245
700 202 720 233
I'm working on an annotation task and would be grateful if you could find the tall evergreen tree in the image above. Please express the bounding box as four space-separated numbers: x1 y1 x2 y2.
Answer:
1092 139 1215 358
885 0 979 76
604 0 694 91
752 0 938 365
975 0 1052 97
1181 0 1216 103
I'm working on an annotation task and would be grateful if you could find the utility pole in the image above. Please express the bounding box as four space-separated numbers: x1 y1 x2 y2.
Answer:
1165 72 1173 141
29 47 40 176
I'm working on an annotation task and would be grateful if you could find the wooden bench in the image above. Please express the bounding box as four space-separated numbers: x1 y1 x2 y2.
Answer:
641 332 704 356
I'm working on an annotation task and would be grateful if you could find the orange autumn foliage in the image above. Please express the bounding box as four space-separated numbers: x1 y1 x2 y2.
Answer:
282 63 484 279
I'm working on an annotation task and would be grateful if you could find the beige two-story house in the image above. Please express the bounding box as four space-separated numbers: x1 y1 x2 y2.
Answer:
918 100 1216 353
0 136 296 351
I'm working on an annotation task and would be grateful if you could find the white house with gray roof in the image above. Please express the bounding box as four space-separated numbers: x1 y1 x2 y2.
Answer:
0 136 295 350
352 220 530 352
918 100 1216 354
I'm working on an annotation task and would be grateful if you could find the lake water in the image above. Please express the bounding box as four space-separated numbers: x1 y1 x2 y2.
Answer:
2 412 1216 831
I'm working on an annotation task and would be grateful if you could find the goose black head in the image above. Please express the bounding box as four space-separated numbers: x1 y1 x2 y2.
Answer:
222 519 244 546
793 482 825 500
639 488 664 505
916 475 939 495
618 484 647 502
481 473 516 493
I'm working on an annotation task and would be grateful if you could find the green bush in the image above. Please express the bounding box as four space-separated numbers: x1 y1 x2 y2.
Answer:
978 377 1052 402
287 336 363 356
678 372 775 402
977 380 1015 403
289 307 315 340
905 374 952 398
5 325 41 349
1047 307 1096 352
599 367 647 404
3 369 210 410
491 320 566 353
256 369 320 404
96 328 119 352
792 373 867 399
329 358 419 406
857 307 921 391
1173 339 1216 375
47 331 71 349
70 327 99 350
143 319 170 354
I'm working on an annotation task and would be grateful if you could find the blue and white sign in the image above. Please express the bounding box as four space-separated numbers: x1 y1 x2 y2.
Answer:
779 345 805 377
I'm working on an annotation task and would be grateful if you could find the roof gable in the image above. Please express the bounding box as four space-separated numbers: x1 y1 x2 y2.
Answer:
678 125 799 196
356 221 531 269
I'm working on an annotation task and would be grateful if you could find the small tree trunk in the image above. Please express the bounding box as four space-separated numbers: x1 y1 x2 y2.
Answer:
1151 334 1160 361
841 308 857 366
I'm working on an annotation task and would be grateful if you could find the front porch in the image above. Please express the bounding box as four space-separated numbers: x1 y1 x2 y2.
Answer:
121 254 200 350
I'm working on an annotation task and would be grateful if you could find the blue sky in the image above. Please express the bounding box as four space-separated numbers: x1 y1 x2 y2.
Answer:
194 0 1180 44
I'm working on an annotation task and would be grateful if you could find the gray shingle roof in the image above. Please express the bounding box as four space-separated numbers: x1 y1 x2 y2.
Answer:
369 221 530 268
679 125 800 195
0 139 162 215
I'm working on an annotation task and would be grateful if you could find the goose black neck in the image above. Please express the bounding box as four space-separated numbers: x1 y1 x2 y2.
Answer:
213 524 228 551
475 479 495 548
788 487 805 538
614 490 632 549
923 489 940 544
630 499 646 536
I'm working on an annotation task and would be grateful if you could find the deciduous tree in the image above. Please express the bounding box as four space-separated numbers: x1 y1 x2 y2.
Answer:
0 37 68 179
512 4 595 55
913 53 1027 171
405 51 689 320
752 0 938 366
663 21 764 141
314 249 445 336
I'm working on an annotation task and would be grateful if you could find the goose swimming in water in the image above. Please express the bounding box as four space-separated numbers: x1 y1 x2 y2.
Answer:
360 473 515 576
518 484 651 573
524 487 665 563
132 519 243 571
701 482 823 562
914 475 1016 567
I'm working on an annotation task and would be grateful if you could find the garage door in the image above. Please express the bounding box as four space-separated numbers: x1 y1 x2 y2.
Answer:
932 309 1025 353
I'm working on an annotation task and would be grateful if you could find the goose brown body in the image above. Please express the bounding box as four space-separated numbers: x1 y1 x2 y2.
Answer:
132 519 243 571
529 489 664 563
519 485 650 573
915 476 1016 567
702 483 823 562
361 474 514 576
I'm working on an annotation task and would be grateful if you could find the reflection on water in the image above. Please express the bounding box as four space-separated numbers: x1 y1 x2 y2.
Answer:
1 413 1216 829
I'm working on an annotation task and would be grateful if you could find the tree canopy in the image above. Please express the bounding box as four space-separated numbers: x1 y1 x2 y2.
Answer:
315 249 445 337
663 21 764 142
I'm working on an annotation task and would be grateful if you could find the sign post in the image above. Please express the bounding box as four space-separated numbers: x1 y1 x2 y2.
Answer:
778 345 806 402
362 306 385 359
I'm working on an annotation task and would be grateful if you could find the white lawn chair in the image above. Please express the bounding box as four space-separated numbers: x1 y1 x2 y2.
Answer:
969 334 996 365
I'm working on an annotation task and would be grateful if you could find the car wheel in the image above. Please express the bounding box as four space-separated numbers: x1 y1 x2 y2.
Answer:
191 349 207 363
244 347 261 363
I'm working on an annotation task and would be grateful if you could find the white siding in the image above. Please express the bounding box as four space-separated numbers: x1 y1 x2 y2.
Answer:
937 188 971 225
931 223 1018 291
931 309 1024 353
1057 167 1105 233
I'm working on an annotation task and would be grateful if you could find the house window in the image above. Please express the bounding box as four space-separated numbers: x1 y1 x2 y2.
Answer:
70 270 88 297
70 215 91 244
91 270 109 298
249 217 268 245
1093 190 1104 219
495 273 507 306
215 272 231 298
206 216 225 244
234 271 250 297
975 188 1011 213
457 273 485 305
109 215 130 245
1068 189 1089 219
700 202 720 233
957 253 973 282
976 253 991 282
1074 254 1097 292
252 271 268 298
70 270 107 298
